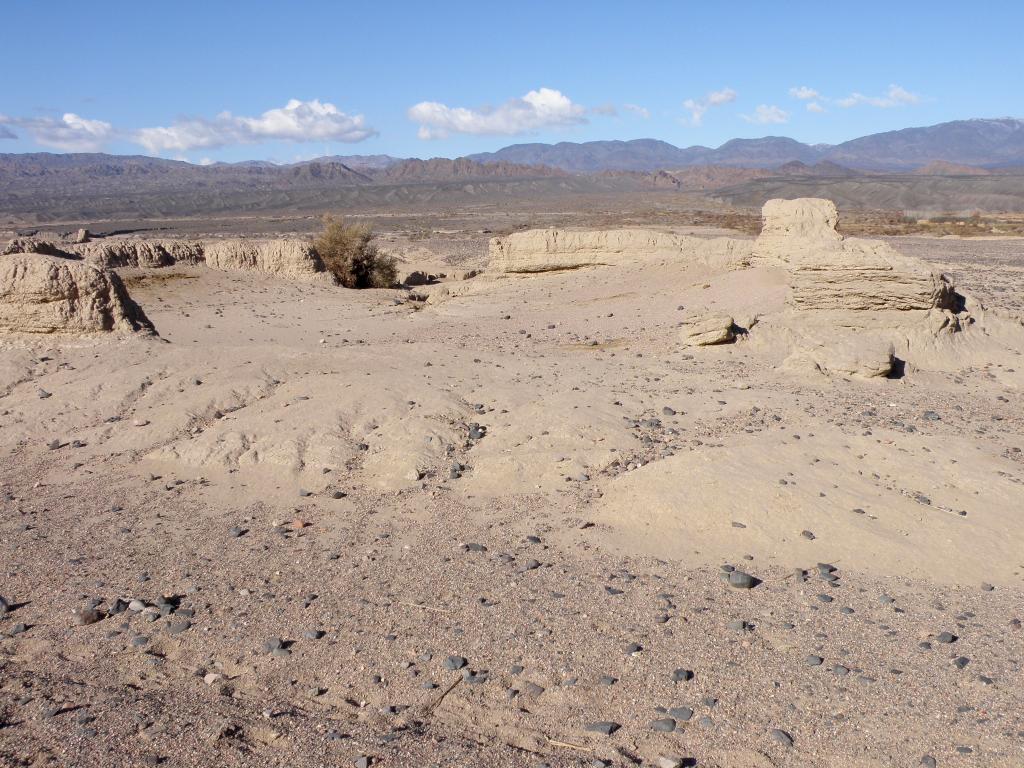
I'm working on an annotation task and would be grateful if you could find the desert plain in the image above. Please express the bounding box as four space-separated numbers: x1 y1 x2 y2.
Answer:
0 189 1022 768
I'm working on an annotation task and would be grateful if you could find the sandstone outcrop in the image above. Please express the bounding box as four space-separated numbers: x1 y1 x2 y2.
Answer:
2 236 334 281
746 198 977 376
488 197 997 378
752 198 960 314
78 239 205 269
489 228 687 273
2 237 74 258
0 254 155 335
202 239 332 281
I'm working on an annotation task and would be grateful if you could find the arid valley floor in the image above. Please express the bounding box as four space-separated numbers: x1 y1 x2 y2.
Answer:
1 199 1023 768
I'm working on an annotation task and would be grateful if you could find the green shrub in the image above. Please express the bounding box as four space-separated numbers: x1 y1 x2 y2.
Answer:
313 216 397 288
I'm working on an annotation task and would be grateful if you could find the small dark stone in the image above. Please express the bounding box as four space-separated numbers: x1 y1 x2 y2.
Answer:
728 571 759 589
770 729 794 747
585 721 620 736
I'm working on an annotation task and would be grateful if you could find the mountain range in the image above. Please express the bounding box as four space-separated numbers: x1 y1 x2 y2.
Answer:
4 118 1024 223
466 118 1024 172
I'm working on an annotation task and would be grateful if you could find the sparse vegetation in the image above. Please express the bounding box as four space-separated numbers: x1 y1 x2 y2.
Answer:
313 216 398 288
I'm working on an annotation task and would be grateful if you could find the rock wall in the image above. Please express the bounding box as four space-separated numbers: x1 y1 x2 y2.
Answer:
78 239 205 269
202 239 332 281
0 254 155 335
489 228 688 273
2 236 334 281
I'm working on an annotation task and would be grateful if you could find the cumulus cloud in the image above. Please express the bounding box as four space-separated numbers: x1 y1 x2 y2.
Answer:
789 86 820 101
789 83 919 113
624 103 650 119
135 99 376 153
408 88 587 139
836 84 920 108
741 104 789 125
0 112 114 151
682 88 736 126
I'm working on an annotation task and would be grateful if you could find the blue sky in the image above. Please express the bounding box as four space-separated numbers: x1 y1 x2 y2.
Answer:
2 0 1021 163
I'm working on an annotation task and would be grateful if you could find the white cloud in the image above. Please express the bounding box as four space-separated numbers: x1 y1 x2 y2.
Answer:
789 86 820 100
624 103 650 119
741 104 789 125
806 102 826 113
408 87 587 139
836 84 920 108
590 103 618 116
0 112 114 151
682 87 736 126
135 99 376 153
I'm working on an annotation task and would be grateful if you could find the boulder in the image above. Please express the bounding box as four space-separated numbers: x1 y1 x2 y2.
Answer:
0 254 155 335
74 228 91 244
680 315 736 346
782 339 895 379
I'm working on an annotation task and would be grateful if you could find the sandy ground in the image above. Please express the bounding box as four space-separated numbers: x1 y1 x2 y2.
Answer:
1 232 1023 768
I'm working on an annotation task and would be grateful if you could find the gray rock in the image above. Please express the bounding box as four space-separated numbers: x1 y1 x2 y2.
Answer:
728 571 759 589
584 721 620 736
770 728 794 747
444 655 468 670
72 607 101 626
650 718 676 732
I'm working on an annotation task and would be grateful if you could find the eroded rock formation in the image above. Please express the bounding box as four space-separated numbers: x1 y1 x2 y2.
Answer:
489 228 687 273
2 236 333 281
488 197 1011 378
0 254 155 335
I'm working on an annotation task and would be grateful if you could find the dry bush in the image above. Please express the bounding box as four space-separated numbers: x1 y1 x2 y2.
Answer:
313 216 397 288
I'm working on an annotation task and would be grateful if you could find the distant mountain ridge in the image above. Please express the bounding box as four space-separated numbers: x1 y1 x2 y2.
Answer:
468 118 1024 171
0 153 564 192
